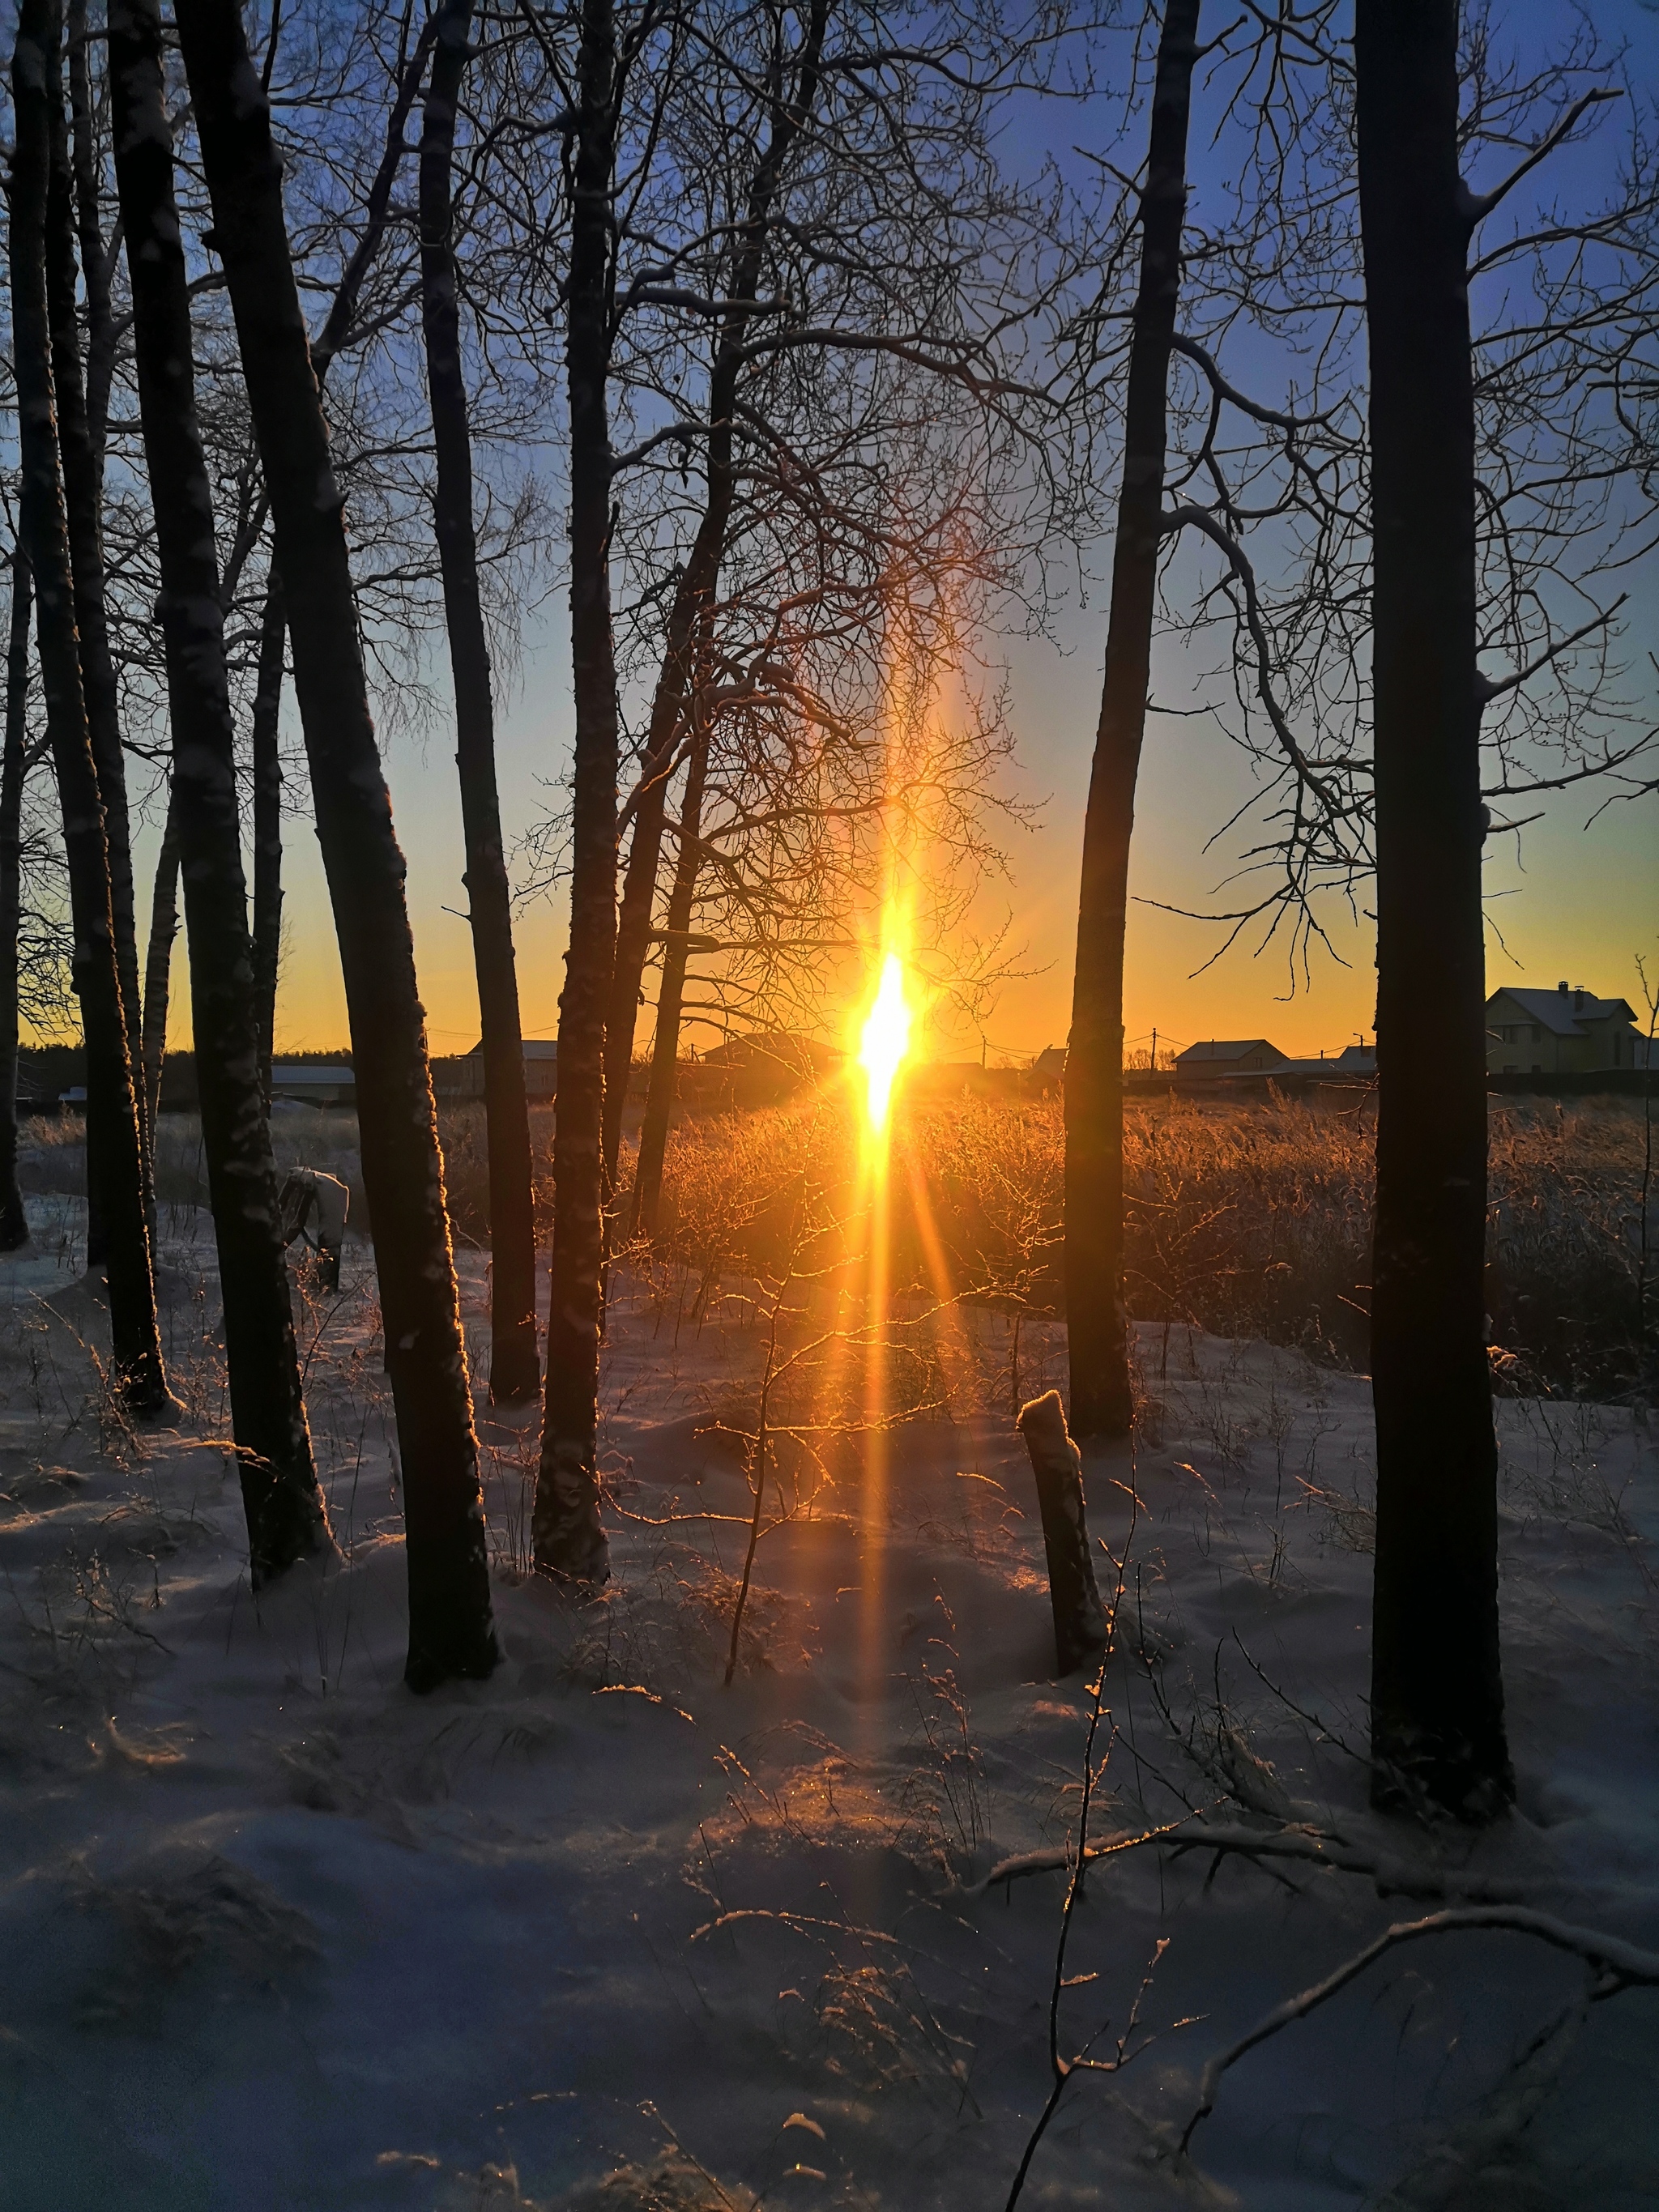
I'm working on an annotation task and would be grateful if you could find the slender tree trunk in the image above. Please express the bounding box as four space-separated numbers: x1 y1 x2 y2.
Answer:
532 0 619 1584
0 550 34 1252
1064 0 1201 1445
109 0 328 1579
601 537 706 1204
66 0 117 477
629 716 709 1242
1356 0 1511 1819
600 0 828 1200
419 0 539 1405
250 573 284 1100
176 0 497 1683
140 793 177 1133
235 16 435 1110
44 32 147 1196
9 0 170 1413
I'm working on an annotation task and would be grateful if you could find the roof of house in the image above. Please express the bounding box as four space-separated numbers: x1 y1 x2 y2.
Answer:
1175 1038 1287 1065
700 1033 842 1073
1487 986 1637 1037
270 1064 354 1084
465 1039 558 1059
1277 1045 1377 1076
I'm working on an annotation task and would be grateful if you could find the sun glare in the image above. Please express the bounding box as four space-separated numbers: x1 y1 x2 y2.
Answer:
858 951 913 1133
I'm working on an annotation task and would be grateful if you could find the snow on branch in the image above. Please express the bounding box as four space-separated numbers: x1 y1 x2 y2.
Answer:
1179 1904 1659 2155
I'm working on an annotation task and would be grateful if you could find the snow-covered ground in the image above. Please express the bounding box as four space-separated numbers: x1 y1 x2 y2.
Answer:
1 1187 1655 2211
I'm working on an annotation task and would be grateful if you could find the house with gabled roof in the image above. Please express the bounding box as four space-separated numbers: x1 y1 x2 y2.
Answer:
1174 1038 1289 1078
1485 982 1642 1075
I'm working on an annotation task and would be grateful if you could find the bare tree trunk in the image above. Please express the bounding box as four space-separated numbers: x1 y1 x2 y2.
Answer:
531 0 620 1585
599 0 828 1200
235 15 437 1108
629 716 709 1242
66 0 117 475
419 0 539 1405
139 793 177 1134
44 26 148 1203
249 574 284 1102
0 549 33 1252
1064 0 1201 1445
9 0 170 1413
1356 0 1511 1819
1017 1389 1108 1676
110 0 329 1579
176 0 497 1684
601 546 702 1206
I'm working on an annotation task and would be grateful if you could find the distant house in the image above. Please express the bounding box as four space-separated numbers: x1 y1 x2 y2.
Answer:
269 1063 356 1107
1174 1038 1289 1078
696 1032 842 1106
1030 1045 1068 1091
1277 1042 1377 1079
437 1040 559 1101
1485 982 1641 1075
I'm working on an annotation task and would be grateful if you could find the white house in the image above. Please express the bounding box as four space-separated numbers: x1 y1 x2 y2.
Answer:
1486 982 1642 1075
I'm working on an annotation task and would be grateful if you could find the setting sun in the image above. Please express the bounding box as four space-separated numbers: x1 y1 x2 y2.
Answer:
857 951 913 1132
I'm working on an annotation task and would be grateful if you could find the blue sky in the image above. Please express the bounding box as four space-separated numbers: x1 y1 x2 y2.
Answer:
136 0 1657 1063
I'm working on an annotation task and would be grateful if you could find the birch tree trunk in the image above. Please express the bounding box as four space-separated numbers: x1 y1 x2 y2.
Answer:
109 0 329 1581
0 550 33 1253
175 0 498 1685
9 0 170 1413
1355 0 1511 1818
600 0 829 1201
1064 0 1201 1444
249 575 284 1102
139 795 177 1135
531 0 618 1583
419 0 539 1405
629 715 709 1242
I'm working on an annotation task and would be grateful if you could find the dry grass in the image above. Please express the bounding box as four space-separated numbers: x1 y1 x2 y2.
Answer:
26 1088 1643 1400
630 1088 1652 1400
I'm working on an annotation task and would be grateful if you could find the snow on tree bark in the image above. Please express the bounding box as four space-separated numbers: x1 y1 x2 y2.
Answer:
174 0 497 1685
109 0 330 1583
1017 1389 1109 1677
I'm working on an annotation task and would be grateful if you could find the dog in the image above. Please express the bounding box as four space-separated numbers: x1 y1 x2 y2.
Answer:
278 1169 350 1292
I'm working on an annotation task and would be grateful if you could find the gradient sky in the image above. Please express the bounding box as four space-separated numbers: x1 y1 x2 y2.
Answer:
135 583 1651 1068
133 0 1657 1067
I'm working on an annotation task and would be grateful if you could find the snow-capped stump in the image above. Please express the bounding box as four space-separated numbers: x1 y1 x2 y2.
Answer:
1016 1389 1107 1677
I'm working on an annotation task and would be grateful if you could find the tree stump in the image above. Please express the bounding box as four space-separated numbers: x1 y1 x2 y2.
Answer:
1017 1390 1109 1676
